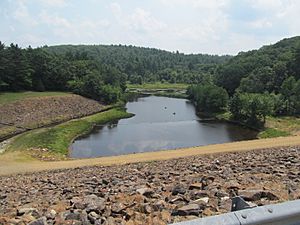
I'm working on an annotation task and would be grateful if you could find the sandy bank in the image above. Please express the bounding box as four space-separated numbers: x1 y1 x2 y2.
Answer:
1 135 300 176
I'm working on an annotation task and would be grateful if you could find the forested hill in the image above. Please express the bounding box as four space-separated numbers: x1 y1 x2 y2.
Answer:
44 44 231 84
0 41 230 104
1 36 299 108
215 36 300 95
187 36 300 127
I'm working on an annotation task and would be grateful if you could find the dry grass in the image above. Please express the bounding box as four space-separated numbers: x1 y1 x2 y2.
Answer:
265 116 300 135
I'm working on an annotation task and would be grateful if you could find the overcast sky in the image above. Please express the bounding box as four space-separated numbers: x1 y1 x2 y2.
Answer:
1 0 299 55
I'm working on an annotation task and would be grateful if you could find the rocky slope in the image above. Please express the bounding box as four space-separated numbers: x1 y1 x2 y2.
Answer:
0 146 300 225
0 94 105 140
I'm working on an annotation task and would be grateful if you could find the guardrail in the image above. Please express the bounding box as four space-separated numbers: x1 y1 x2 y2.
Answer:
170 199 300 225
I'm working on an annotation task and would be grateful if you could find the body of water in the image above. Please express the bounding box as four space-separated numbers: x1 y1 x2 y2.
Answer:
70 96 257 158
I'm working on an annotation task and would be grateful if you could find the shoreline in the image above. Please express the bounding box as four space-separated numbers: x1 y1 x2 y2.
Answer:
0 94 113 142
1 135 300 176
1 108 132 160
1 93 298 176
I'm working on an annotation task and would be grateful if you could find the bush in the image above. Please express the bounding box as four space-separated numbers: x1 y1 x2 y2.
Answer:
69 72 122 104
187 84 229 113
229 92 275 126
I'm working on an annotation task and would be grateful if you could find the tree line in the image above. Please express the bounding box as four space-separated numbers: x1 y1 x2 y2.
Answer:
1 36 299 124
0 42 230 104
187 36 300 127
44 44 230 84
0 42 127 103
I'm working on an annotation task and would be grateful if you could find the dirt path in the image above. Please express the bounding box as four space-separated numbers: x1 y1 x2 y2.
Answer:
1 135 300 176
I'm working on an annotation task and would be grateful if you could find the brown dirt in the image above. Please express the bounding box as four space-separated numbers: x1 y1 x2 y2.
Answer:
0 94 105 140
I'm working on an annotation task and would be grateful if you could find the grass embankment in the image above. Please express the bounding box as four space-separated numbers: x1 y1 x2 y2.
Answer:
259 116 300 138
127 83 188 98
6 108 133 159
216 112 299 138
127 82 188 90
258 128 290 139
152 91 187 99
0 91 70 105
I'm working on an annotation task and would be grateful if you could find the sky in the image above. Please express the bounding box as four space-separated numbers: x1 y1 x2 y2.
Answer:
0 0 300 55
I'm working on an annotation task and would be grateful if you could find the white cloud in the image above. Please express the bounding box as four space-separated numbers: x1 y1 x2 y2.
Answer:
16 33 47 47
249 0 284 11
129 8 167 33
13 0 38 26
9 26 15 32
110 3 166 34
277 1 300 34
159 0 229 44
37 10 110 39
38 0 67 8
160 0 229 8
39 11 71 28
249 18 273 29
248 0 300 34
3 0 299 54
110 2 122 16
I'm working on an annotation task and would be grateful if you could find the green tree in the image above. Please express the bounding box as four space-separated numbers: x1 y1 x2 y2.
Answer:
72 72 104 101
26 47 52 91
238 67 275 93
293 80 300 114
229 93 275 126
187 84 229 113
6 43 33 90
0 42 8 90
280 76 297 114
101 85 121 103
273 61 288 93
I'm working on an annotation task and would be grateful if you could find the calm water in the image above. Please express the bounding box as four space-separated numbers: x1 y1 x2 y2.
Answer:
71 96 257 158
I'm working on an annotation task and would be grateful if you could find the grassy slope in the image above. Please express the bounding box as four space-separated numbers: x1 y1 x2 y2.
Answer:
217 112 299 138
153 91 187 99
259 116 300 138
127 83 188 90
127 82 188 99
0 91 70 105
6 108 133 159
258 128 290 139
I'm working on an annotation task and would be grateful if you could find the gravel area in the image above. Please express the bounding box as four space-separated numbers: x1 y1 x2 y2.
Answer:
0 94 105 140
0 146 300 224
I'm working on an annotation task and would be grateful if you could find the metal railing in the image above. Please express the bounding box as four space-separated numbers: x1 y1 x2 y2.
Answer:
170 199 300 225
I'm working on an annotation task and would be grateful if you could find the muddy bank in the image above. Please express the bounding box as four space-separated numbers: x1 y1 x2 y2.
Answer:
0 146 299 224
0 94 105 141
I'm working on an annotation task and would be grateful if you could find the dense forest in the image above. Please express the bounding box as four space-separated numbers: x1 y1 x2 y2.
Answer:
1 36 300 125
0 42 229 103
188 36 300 126
45 45 230 84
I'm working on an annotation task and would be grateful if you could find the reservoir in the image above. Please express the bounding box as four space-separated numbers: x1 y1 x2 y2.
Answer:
70 96 257 158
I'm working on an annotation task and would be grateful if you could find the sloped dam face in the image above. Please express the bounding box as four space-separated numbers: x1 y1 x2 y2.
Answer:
70 96 257 158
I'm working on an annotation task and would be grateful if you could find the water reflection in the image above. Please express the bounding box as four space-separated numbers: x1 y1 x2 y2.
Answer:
71 96 257 158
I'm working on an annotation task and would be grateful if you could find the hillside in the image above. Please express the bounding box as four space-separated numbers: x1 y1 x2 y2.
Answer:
0 93 105 141
215 36 300 95
44 44 231 84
